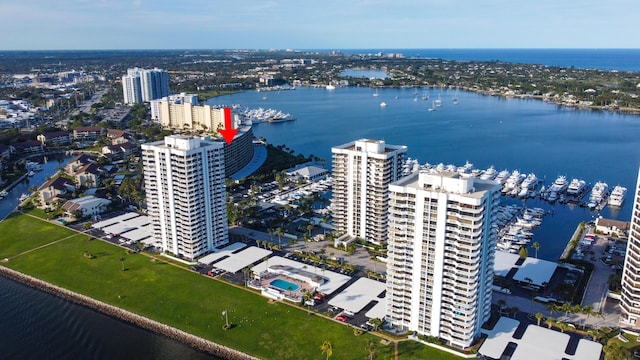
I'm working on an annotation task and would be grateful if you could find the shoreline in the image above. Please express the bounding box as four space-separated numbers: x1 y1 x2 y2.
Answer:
0 265 259 360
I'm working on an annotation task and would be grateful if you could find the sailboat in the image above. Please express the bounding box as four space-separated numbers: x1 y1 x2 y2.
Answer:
452 90 459 105
428 101 436 112
422 91 428 101
434 94 442 107
373 88 379 97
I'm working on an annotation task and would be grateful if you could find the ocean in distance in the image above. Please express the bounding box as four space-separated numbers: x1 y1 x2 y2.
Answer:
334 48 640 72
211 86 640 260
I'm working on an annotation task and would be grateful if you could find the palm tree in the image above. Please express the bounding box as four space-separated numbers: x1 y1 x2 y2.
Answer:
275 227 284 247
320 340 333 360
532 241 540 258
535 312 544 326
119 256 126 271
544 317 555 329
560 302 572 320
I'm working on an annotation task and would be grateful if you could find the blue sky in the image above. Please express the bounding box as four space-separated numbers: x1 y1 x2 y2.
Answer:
3 0 639 50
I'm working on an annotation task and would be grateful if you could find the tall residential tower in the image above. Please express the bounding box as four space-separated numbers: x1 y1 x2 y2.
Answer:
385 170 500 348
142 135 228 260
331 139 406 245
621 168 640 329
122 67 170 104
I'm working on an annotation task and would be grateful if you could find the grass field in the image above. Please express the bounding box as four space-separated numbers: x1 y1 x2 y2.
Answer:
0 212 462 360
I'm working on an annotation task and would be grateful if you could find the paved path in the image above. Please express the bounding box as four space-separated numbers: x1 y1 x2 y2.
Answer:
581 233 615 312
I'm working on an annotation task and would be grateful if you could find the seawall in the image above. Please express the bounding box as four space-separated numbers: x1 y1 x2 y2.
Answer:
0 266 259 360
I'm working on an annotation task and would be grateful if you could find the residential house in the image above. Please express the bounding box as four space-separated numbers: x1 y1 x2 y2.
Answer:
73 126 105 141
65 153 102 188
37 131 72 147
38 176 76 209
106 129 134 145
595 217 630 237
66 154 95 174
11 140 43 156
62 196 111 218
74 162 102 188
101 142 138 161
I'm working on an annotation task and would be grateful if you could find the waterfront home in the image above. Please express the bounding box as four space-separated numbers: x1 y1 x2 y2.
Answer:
38 177 76 209
37 131 72 147
595 217 630 237
101 142 138 161
11 140 43 156
72 126 105 141
62 195 111 218
106 129 135 145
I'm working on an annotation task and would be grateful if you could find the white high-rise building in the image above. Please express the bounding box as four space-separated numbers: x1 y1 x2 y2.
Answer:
620 168 640 329
122 67 170 104
142 135 228 260
122 73 142 105
331 139 406 245
385 170 500 348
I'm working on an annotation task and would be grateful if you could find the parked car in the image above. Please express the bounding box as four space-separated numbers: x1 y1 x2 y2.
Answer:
336 316 348 322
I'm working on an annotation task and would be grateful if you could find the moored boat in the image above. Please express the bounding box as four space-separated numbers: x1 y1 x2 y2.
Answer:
608 185 627 207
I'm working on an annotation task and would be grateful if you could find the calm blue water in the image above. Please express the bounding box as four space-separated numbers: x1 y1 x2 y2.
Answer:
0 276 217 360
270 278 300 292
335 49 640 72
212 86 640 260
339 69 389 79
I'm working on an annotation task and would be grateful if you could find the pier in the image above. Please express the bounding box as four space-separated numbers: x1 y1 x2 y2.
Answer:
560 223 586 260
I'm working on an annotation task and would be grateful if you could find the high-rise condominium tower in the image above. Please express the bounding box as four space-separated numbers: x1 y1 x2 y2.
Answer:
331 139 406 245
142 135 228 260
620 168 640 329
385 170 500 348
122 67 170 104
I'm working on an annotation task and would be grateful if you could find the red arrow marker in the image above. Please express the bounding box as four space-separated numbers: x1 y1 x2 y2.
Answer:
219 107 237 145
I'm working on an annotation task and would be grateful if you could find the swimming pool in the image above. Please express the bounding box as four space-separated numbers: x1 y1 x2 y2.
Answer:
270 278 299 292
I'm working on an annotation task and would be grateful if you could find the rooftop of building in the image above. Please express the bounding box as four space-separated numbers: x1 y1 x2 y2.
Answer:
332 138 407 155
391 170 500 199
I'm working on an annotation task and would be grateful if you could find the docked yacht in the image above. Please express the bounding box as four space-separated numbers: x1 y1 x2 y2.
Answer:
566 178 587 196
502 170 525 194
517 173 538 198
587 181 609 209
608 185 627 207
480 166 498 180
494 170 511 184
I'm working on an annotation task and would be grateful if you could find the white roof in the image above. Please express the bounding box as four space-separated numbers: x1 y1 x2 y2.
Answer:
120 225 151 242
512 325 570 360
573 339 603 360
479 317 519 359
480 319 602 360
198 242 247 265
214 246 272 273
91 212 140 229
493 251 520 277
328 277 386 314
513 257 558 286
365 298 387 320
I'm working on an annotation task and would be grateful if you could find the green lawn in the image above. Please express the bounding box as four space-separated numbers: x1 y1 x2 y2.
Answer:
0 213 77 259
397 341 464 360
0 213 462 359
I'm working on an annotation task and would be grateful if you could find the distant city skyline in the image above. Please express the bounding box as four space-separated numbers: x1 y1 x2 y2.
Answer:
4 0 639 50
